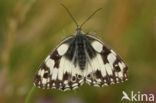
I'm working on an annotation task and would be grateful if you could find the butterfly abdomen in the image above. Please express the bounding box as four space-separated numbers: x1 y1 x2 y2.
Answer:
76 35 86 70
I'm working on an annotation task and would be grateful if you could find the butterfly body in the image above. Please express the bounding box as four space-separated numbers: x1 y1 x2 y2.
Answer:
66 29 96 70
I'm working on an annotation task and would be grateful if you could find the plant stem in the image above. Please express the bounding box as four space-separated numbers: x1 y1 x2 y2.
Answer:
25 86 36 103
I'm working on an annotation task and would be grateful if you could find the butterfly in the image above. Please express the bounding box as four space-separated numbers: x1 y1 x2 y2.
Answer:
34 4 128 91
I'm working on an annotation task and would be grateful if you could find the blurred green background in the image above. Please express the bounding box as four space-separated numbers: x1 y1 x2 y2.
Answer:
0 0 156 103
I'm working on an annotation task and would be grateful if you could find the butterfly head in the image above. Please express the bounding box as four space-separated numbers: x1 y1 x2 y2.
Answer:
75 26 84 35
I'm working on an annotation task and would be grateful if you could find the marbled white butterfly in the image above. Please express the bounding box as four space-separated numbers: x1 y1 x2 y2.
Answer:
34 4 128 91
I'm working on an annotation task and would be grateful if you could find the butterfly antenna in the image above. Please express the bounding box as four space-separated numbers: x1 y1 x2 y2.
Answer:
60 3 79 28
80 8 102 28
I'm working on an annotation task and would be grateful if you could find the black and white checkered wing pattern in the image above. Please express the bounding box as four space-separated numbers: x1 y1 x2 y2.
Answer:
34 36 84 91
85 35 128 87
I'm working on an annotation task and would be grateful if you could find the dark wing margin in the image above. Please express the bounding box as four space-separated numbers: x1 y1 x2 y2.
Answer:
84 34 128 87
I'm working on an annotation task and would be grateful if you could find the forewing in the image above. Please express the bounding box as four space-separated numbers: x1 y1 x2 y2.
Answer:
85 35 128 87
34 36 84 91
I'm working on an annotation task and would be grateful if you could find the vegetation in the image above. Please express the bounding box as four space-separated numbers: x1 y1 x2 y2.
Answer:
0 0 156 103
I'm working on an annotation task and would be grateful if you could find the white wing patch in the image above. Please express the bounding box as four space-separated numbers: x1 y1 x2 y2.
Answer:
57 44 69 56
85 51 128 86
46 57 54 69
107 53 116 64
85 35 128 87
91 41 103 53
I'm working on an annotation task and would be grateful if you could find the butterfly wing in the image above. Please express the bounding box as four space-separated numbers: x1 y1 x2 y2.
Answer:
34 36 84 91
84 35 128 87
